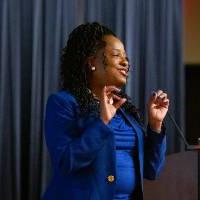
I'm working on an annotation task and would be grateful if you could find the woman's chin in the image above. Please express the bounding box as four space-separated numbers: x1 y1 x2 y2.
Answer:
105 76 127 87
113 79 127 87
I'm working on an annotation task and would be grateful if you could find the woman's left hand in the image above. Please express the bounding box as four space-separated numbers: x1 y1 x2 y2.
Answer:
147 90 170 133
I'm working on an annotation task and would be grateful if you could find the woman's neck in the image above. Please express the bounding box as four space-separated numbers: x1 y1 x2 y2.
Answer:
88 85 103 101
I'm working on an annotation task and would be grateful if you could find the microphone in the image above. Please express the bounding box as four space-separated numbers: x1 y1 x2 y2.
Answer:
167 111 200 151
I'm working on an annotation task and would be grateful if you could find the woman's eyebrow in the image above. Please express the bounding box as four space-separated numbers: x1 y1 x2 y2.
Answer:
112 48 121 52
111 48 127 56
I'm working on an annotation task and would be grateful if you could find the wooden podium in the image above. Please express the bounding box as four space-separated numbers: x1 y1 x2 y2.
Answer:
144 151 199 200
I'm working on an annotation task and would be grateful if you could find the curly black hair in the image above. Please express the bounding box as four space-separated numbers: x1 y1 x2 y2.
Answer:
60 22 142 123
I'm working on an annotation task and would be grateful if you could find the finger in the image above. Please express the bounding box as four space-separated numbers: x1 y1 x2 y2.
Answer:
105 90 121 100
106 90 122 100
156 90 163 96
161 99 170 106
112 94 121 101
157 99 170 108
101 86 107 99
157 93 167 100
114 98 127 109
161 98 169 103
149 89 169 110
106 94 121 105
103 86 121 101
105 85 121 93
105 91 112 99
157 95 168 104
151 90 167 101
149 91 158 103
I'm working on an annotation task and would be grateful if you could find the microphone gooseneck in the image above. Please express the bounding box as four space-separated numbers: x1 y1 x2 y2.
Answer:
167 111 200 151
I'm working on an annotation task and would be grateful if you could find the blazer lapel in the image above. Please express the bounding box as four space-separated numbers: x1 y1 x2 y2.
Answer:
118 108 144 141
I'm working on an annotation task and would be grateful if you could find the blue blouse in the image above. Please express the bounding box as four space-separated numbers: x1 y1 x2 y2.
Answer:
107 110 140 200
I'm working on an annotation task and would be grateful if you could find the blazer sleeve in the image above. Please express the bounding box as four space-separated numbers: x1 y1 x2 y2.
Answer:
143 124 167 180
45 93 113 174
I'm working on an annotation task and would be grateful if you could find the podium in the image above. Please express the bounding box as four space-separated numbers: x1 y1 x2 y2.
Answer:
144 151 199 200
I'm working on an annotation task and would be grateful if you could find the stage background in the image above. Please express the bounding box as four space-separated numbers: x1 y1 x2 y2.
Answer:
0 0 185 199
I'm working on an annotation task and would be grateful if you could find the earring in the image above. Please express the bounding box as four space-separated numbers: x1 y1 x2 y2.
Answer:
91 66 96 71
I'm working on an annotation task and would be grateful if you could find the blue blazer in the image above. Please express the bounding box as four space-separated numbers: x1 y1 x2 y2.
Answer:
42 90 166 200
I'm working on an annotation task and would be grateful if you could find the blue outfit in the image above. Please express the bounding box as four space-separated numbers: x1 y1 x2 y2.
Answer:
42 90 166 200
108 111 138 200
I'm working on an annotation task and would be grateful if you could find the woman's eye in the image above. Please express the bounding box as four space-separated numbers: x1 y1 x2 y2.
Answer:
112 54 120 57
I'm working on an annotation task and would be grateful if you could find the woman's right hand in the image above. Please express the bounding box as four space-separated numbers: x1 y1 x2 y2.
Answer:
100 85 127 124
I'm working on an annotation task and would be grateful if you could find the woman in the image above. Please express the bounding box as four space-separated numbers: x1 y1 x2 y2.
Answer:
43 22 169 200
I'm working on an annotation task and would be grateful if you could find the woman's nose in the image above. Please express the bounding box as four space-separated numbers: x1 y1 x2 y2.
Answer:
120 58 129 68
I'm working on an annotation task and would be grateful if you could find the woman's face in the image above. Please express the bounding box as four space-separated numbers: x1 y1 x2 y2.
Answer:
89 35 129 88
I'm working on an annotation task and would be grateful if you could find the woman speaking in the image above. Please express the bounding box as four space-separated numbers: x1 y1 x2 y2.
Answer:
43 22 169 200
